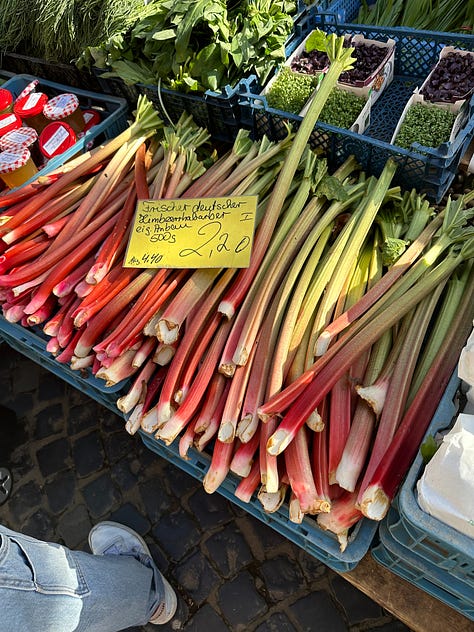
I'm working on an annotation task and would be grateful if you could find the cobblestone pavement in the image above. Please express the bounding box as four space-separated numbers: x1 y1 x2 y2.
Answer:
0 342 412 632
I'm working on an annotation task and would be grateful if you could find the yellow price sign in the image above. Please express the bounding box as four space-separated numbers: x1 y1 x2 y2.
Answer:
125 196 258 269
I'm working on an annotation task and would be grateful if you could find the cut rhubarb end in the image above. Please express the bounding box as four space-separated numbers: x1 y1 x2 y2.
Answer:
218 362 236 378
218 421 236 443
156 402 173 425
232 346 249 367
257 485 287 513
140 408 160 434
355 384 385 416
125 404 144 435
86 264 108 285
217 300 235 319
289 495 304 523
315 331 331 357
306 410 323 432
359 485 390 521
265 466 279 494
266 428 292 456
157 319 180 344
236 414 257 443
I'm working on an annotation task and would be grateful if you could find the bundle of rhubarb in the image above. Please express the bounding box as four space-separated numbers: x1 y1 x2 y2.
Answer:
1 33 473 550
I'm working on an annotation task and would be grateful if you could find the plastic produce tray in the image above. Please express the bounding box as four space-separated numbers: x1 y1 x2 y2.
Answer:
0 73 128 195
239 11 474 202
0 316 129 414
396 370 474 589
138 428 379 573
0 52 102 92
373 508 474 621
136 77 259 144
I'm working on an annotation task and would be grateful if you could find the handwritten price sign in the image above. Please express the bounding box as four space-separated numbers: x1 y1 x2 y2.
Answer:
125 196 258 269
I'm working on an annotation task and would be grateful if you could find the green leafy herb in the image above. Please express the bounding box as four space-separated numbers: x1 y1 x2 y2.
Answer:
395 103 457 150
318 88 366 129
266 67 318 114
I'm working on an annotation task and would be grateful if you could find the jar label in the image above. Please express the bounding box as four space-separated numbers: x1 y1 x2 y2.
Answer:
42 125 70 155
0 114 16 129
3 130 29 143
23 92 43 110
1 152 23 164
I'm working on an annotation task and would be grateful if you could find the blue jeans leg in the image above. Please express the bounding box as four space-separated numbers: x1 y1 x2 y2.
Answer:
0 525 165 632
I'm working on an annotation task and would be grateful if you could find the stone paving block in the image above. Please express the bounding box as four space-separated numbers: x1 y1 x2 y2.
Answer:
152 508 202 562
166 464 202 498
109 502 151 536
72 431 105 478
0 404 27 463
241 514 289 554
297 549 327 582
218 570 268 629
44 470 76 515
34 403 65 439
9 392 34 418
38 372 66 401
330 573 383 623
289 590 347 632
259 555 306 602
188 486 234 530
111 459 140 492
140 477 173 523
7 479 43 523
57 503 92 549
67 400 103 435
174 550 220 607
99 408 124 434
81 472 121 519
36 437 70 478
12 358 39 392
6 443 34 480
204 525 253 578
255 612 298 632
104 430 137 464
182 604 229 632
22 507 55 541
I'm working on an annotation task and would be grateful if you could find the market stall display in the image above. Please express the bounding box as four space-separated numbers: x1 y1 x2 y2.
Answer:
0 4 473 623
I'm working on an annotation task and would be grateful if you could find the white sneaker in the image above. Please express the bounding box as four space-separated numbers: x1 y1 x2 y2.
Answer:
88 521 177 625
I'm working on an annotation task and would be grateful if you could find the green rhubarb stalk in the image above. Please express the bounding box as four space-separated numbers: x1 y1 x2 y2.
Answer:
327 239 374 484
356 281 447 503
262 198 473 419
217 33 356 319
283 182 367 373
265 240 474 456
407 262 472 401
317 195 474 355
359 259 474 521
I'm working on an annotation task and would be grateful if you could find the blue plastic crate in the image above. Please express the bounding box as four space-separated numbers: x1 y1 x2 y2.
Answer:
324 0 361 22
136 76 259 144
0 52 102 93
240 11 474 202
373 508 474 621
0 73 128 194
395 370 474 588
138 428 379 572
0 316 129 414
